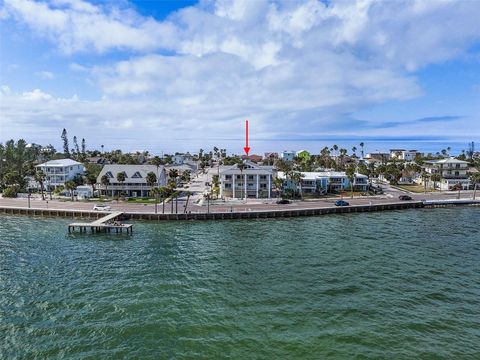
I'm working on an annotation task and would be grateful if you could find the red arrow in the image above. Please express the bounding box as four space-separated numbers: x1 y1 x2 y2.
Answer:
243 119 250 155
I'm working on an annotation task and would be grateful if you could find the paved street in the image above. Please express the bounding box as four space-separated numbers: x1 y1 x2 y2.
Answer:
1 185 476 214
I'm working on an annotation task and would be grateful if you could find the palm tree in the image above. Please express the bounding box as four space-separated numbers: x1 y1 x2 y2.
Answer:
273 176 283 198
238 162 246 200
421 172 430 194
116 172 126 197
346 164 356 198
65 180 76 201
146 171 157 196
34 169 46 200
352 146 357 157
168 169 179 185
150 187 160 213
158 186 170 213
290 171 304 199
86 173 97 196
430 173 441 191
360 142 365 158
101 175 110 197
151 156 163 186
470 172 480 200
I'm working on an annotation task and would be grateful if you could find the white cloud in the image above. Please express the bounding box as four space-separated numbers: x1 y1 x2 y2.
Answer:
36 70 55 79
1 0 480 148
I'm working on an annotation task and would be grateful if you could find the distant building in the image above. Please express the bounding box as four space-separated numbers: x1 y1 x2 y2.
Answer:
277 171 369 194
264 152 279 159
390 149 420 161
280 150 296 162
36 159 85 190
423 157 470 190
365 152 390 163
241 154 263 163
219 162 274 199
173 152 193 165
97 164 167 197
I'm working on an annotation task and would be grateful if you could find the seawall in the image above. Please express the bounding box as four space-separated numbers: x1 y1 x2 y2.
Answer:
1 200 478 221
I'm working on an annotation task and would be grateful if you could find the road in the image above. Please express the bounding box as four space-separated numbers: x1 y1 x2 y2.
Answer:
1 186 476 214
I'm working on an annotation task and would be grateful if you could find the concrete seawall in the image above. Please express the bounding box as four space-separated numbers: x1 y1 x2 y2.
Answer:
1 200 478 221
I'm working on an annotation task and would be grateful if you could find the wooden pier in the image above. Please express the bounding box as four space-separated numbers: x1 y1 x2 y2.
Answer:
68 211 133 234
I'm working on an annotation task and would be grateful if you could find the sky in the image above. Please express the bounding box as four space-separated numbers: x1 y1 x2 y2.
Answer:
1 0 480 155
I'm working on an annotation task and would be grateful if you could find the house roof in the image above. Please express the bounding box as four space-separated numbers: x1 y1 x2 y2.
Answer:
425 157 469 165
37 159 83 167
97 164 165 183
220 161 273 175
277 171 367 180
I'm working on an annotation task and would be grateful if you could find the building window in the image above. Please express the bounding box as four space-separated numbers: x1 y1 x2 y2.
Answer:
455 171 459 176
260 175 267 180
236 175 242 180
225 183 232 189
248 175 254 180
225 175 232 180
132 171 142 178
106 171 114 178
260 183 267 189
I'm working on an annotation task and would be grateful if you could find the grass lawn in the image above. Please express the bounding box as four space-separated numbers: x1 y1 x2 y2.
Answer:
126 198 156 204
396 184 435 193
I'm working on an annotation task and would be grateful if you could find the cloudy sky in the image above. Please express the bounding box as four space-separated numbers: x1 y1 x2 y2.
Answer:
1 0 479 154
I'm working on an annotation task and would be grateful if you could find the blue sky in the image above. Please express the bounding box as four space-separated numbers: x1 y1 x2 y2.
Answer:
1 0 479 155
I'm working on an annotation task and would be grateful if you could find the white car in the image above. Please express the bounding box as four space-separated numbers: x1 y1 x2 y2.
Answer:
93 204 111 211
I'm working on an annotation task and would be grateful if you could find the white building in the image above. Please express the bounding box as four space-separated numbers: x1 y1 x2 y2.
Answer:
423 157 471 190
277 171 369 194
219 162 274 199
97 164 167 197
75 185 94 199
36 159 85 190
390 149 420 161
280 150 296 162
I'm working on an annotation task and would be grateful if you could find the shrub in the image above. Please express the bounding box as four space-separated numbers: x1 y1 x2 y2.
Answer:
2 186 19 198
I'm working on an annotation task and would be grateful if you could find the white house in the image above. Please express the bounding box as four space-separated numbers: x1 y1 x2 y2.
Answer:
36 159 85 190
277 171 369 194
97 164 167 197
423 157 471 190
390 149 420 161
219 162 274 199
75 185 94 199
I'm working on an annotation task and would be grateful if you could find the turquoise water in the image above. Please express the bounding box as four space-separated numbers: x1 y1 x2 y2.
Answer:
1 208 479 359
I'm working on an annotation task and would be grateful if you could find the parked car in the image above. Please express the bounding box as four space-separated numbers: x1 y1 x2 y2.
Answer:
93 204 111 211
276 199 291 204
335 200 349 206
398 195 413 201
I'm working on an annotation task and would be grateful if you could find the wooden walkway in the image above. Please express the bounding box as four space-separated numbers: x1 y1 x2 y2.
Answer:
68 211 133 234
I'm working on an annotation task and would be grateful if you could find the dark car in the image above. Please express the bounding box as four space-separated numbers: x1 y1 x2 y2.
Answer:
398 195 413 201
335 200 350 206
276 199 291 204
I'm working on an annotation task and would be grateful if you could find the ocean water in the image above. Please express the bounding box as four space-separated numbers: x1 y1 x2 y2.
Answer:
1 208 479 359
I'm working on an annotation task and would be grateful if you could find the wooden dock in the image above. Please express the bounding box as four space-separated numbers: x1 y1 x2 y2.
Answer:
68 211 133 234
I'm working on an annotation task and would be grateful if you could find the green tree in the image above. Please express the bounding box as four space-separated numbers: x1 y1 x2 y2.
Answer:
86 173 97 196
116 172 126 197
470 172 480 200
346 164 356 198
101 175 110 197
430 173 441 190
146 172 157 196
61 128 69 156
34 169 46 200
65 180 76 201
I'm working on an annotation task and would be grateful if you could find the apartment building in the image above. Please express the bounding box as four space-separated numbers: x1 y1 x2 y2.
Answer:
277 171 369 194
423 157 470 190
219 162 274 199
